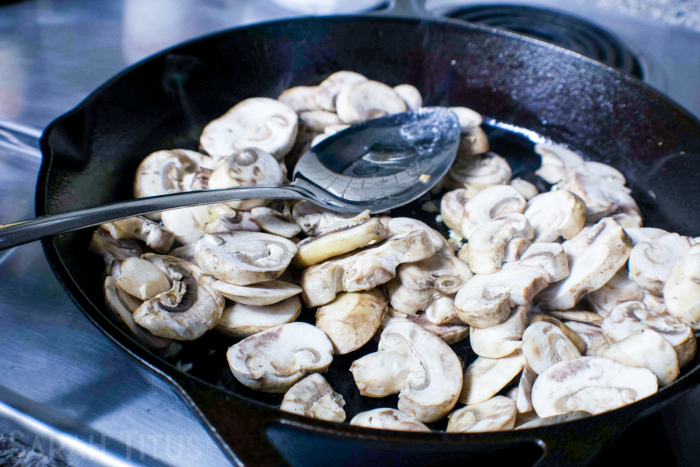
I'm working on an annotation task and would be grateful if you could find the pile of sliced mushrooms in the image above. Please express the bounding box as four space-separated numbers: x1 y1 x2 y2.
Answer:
90 70 700 433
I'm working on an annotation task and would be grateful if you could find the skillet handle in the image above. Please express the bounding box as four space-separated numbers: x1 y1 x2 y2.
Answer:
373 0 435 19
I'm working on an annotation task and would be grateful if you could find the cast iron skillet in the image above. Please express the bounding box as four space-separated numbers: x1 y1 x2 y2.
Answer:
36 3 700 466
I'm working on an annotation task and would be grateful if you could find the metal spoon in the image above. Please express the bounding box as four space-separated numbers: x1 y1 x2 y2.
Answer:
0 107 460 251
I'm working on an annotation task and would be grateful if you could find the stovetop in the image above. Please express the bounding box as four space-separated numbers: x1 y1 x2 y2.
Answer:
0 1 699 466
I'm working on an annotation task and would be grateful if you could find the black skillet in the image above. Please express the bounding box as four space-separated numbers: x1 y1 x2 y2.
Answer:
35 1 700 465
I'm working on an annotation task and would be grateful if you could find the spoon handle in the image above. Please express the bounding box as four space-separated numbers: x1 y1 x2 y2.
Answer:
0 185 310 251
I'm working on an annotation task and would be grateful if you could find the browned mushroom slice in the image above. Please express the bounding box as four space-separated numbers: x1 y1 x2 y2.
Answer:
335 80 407 124
316 71 367 111
100 216 174 254
211 280 302 306
470 306 528 359
216 296 302 338
227 322 334 393
460 350 526 405
195 232 297 285
531 357 657 417
200 97 298 160
278 86 322 112
461 185 527 239
350 408 431 432
523 190 586 243
533 142 584 184
584 268 644 317
628 232 693 296
280 374 346 422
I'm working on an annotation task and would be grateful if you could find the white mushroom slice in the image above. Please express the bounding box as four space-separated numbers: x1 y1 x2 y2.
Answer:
298 110 343 132
529 315 588 354
335 80 407 124
457 243 469 263
503 238 532 263
592 329 679 386
316 71 367 111
380 311 470 345
357 321 462 422
292 218 387 269
524 190 586 243
167 244 196 262
250 207 301 238
460 350 526 405
461 185 527 239
277 86 321 112
531 356 657 417
470 306 528 359
133 149 214 220
211 280 301 305
611 213 643 229
113 257 171 300
440 188 470 233
565 321 615 356
447 396 517 433
424 295 461 326
628 232 692 296
522 321 582 374
602 300 696 368
555 162 640 224
300 230 435 307
447 152 512 191
513 410 540 428
536 218 632 310
515 411 590 429
453 127 490 163
585 268 644 317
132 255 225 340
350 408 430 432
200 97 298 160
664 251 700 330
205 206 261 234
315 289 387 354
393 84 422 110
519 243 569 283
509 178 539 200
161 205 211 245
468 214 534 274
383 217 449 255
515 365 538 413
625 227 668 246
533 143 584 184
291 200 366 236
395 254 473 296
207 148 284 210
89 228 152 266
455 262 550 329
350 351 414 398
195 232 297 285
449 107 483 132
104 276 171 349
216 296 301 338
227 322 333 393
548 311 603 326
643 291 667 313
280 373 345 422
100 216 174 254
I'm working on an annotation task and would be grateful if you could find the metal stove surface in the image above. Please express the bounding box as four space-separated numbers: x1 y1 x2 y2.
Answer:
0 1 699 465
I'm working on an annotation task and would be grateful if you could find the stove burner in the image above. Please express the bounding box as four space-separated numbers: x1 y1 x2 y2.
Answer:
446 5 644 79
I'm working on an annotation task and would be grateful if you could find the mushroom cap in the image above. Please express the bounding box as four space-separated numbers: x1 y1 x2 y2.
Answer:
533 143 584 184
315 289 387 355
461 185 527 239
468 213 534 274
522 321 582 374
211 279 302 306
277 86 322 113
335 80 407 124
251 207 301 238
226 322 334 393
200 97 298 160
459 350 526 405
524 190 586 243
531 356 658 417
470 306 528 358
393 84 422 110
628 232 692 296
536 218 632 310
584 268 644 317
440 188 470 234
447 396 517 433
447 152 511 191
449 107 483 132
280 374 346 422
316 71 367 111
195 232 297 286
113 257 171 300
664 252 700 330
100 216 175 254
350 408 430 432
509 178 539 200
216 296 302 338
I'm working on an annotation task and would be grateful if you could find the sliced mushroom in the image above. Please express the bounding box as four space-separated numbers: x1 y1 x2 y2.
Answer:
509 178 539 200
533 143 584 184
132 255 225 340
447 152 511 191
584 268 644 317
625 227 668 246
447 396 517 433
315 289 387 354
167 243 196 262
299 110 343 132
161 204 211 245
461 185 527 239
207 148 284 210
440 189 470 233
316 71 367 111
628 232 692 296
382 217 452 256
515 411 591 429
530 356 657 417
216 296 302 338
250 207 301 238
450 128 490 167
279 373 346 422
301 230 435 307
424 295 461 326
393 84 422 110
449 107 483 132
99 216 175 254
522 321 582 374
350 408 430 432
351 321 462 422
200 97 298 160
502 238 533 267
226 322 334 393
277 86 322 112
515 365 538 413
529 315 588 354
468 214 534 274
536 218 632 310
470 306 528 359
548 311 603 326
349 350 413 398
611 212 643 229
592 329 679 386
460 350 526 405
211 280 301 305
380 310 470 345
112 257 171 300
89 228 152 266
195 232 297 285
564 321 615 356
204 206 261 234
291 200 367 236
664 251 700 330
335 80 407 124
518 243 569 283
293 217 387 269
523 190 586 243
